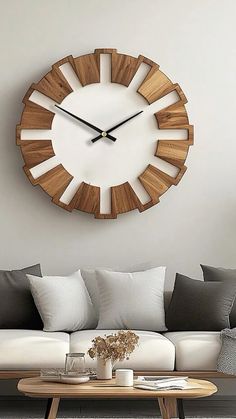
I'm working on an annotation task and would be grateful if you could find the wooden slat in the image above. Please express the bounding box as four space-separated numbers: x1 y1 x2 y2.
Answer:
24 164 73 200
111 53 139 86
20 102 54 129
19 87 55 129
156 102 189 129
73 53 100 86
20 140 55 168
67 182 100 214
32 67 72 103
138 68 173 104
139 165 175 201
155 140 190 168
111 182 143 215
111 53 159 88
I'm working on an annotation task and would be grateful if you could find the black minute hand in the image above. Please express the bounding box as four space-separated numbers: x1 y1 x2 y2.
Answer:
91 110 143 143
55 105 117 142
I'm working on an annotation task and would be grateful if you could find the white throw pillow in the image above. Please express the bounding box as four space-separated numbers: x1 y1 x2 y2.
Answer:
81 263 161 326
28 270 97 332
96 267 167 331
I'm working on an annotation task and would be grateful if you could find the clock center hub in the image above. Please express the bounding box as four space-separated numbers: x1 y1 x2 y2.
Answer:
101 131 107 137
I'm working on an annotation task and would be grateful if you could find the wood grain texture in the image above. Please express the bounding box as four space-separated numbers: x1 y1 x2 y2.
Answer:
158 398 172 419
155 102 189 129
19 87 55 129
32 67 72 103
73 53 100 86
111 53 139 86
111 53 159 88
67 182 100 214
17 377 217 400
138 68 173 104
24 164 73 201
111 182 143 215
19 140 55 169
155 140 190 169
47 398 60 419
139 165 175 201
164 398 177 418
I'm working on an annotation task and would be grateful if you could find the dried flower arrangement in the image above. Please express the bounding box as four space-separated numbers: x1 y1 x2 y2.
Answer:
88 330 139 363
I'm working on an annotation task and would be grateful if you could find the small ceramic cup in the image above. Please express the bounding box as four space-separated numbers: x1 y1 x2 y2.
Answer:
115 369 133 386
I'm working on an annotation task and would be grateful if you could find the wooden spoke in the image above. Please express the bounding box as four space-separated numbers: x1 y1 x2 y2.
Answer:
111 53 159 88
156 102 189 129
138 68 173 104
66 182 100 214
111 53 139 86
73 53 100 86
139 164 178 202
32 68 72 103
19 87 55 129
24 164 73 200
19 140 55 169
111 182 144 215
155 140 190 169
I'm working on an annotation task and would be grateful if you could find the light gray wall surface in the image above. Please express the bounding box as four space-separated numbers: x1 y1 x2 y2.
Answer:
0 0 235 288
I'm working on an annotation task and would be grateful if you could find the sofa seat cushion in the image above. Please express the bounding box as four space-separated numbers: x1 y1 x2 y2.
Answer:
70 330 175 370
0 330 69 369
164 331 221 371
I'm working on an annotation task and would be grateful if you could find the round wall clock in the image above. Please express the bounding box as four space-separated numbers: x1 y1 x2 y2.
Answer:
16 48 193 219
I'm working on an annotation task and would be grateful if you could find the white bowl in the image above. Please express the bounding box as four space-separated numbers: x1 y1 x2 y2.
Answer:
60 374 90 384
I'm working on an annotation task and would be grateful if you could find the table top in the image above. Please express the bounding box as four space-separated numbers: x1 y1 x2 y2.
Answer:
18 377 217 399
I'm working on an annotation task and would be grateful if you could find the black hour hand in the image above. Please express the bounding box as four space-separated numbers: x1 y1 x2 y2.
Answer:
55 105 116 142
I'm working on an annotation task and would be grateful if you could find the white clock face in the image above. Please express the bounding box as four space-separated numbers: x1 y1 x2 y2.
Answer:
20 54 188 214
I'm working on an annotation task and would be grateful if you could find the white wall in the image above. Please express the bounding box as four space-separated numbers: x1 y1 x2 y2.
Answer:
0 0 236 289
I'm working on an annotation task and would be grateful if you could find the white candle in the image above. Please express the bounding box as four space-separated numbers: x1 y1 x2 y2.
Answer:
115 369 133 386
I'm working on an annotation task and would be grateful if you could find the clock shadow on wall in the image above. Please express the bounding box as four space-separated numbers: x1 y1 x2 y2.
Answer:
16 48 193 219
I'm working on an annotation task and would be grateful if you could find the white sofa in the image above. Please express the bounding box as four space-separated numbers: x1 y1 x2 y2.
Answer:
0 329 222 373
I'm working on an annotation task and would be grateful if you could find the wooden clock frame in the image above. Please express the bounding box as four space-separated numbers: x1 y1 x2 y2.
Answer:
16 48 193 219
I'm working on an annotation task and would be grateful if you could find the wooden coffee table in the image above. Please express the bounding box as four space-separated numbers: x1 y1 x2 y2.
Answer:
18 377 217 419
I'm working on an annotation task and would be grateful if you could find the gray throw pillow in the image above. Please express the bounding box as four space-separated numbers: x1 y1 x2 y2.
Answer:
166 273 236 331
96 267 167 331
28 270 97 332
201 264 236 327
0 264 42 329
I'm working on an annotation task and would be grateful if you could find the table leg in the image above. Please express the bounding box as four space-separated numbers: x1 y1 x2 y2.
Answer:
44 398 60 419
177 399 185 419
158 397 177 419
